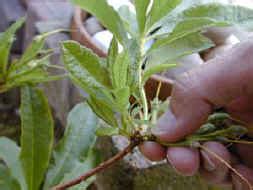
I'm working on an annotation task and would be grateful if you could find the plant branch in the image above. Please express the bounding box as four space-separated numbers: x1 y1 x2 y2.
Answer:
52 141 139 190
138 38 148 122
138 64 148 120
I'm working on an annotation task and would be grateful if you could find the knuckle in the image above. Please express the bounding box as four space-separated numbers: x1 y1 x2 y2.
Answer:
173 69 201 98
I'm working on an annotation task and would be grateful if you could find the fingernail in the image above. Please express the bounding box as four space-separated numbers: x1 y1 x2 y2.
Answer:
151 126 166 136
201 150 216 172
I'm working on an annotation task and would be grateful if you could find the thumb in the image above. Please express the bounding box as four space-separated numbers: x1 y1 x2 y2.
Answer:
153 39 253 142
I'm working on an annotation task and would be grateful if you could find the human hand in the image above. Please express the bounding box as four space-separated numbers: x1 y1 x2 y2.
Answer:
140 39 253 189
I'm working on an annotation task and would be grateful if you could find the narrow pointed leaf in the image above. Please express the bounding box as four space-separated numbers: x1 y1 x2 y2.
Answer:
62 41 117 117
107 37 118 83
43 103 99 189
143 63 177 83
20 86 54 190
107 37 118 68
87 96 118 127
17 30 63 66
118 5 138 37
0 17 25 75
183 4 253 30
5 68 50 91
133 0 150 34
113 87 130 112
147 33 214 66
126 39 140 91
112 52 130 89
154 3 253 37
152 18 227 47
16 36 45 67
8 54 51 79
147 0 182 29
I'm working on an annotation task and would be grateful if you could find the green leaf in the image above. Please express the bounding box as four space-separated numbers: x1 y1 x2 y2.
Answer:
62 41 111 93
133 0 150 34
10 29 63 72
111 52 130 89
43 103 99 189
1 30 65 92
10 73 66 87
17 37 46 67
17 29 65 67
143 63 177 83
87 96 118 127
20 86 54 190
113 87 130 112
107 37 118 82
62 41 117 119
107 37 118 66
118 5 138 37
0 137 26 190
71 0 128 45
147 0 182 29
147 33 214 66
153 18 227 47
4 63 51 94
154 3 253 37
0 17 25 75
0 164 20 190
96 127 119 136
183 4 253 30
8 54 51 79
126 39 140 91
148 0 218 35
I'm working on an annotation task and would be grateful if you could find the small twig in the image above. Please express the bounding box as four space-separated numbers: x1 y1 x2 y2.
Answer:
52 141 138 190
155 81 162 99
225 139 253 145
199 144 253 190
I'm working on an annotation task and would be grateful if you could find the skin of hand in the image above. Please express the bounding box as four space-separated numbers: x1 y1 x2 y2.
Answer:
139 39 253 190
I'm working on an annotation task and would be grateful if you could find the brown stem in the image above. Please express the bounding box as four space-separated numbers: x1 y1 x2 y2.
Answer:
199 144 253 190
52 141 138 190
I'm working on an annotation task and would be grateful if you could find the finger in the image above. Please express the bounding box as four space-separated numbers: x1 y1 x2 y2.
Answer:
153 39 253 142
227 96 253 135
204 27 249 45
200 142 231 184
227 96 253 113
232 165 253 190
166 147 199 176
236 144 253 168
139 141 166 161
203 26 236 45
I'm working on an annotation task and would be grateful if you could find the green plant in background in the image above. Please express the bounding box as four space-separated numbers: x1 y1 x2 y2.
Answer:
55 0 253 189
0 18 66 93
0 90 100 190
0 19 100 190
